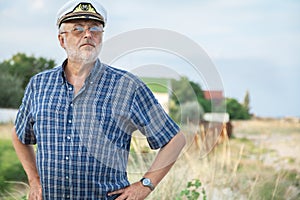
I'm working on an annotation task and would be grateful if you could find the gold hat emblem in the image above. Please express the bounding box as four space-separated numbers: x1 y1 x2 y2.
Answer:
73 3 97 14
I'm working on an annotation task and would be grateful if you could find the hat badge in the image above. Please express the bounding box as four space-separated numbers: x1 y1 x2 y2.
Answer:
80 3 89 11
73 3 97 13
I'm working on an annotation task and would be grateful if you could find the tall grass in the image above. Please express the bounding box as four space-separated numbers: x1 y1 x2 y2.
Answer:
0 138 28 200
128 120 300 199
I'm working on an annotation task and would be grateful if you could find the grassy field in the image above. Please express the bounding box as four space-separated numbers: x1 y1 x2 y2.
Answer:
0 123 28 200
141 77 169 93
1 119 299 199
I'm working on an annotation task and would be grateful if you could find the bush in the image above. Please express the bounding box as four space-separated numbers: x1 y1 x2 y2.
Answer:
177 179 207 200
226 98 251 120
0 53 56 108
0 72 24 108
180 101 204 124
0 139 27 192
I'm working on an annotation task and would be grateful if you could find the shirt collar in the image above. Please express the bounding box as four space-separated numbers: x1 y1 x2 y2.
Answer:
56 59 68 85
58 58 103 85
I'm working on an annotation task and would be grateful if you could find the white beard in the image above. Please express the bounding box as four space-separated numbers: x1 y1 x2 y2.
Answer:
65 43 102 65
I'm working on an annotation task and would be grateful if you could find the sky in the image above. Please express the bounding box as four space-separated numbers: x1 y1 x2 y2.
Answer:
0 0 299 118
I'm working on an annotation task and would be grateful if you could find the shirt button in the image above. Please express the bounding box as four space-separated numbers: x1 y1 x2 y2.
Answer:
65 156 69 160
66 136 71 140
70 103 73 107
66 176 69 179
68 120 72 124
66 195 70 198
68 87 72 91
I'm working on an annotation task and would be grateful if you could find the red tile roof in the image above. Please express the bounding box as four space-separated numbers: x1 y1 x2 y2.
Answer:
203 90 224 100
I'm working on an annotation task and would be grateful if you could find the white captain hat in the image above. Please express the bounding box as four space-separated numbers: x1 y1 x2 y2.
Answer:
56 0 107 27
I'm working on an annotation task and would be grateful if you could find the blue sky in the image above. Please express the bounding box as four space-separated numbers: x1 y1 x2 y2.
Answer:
1 0 299 117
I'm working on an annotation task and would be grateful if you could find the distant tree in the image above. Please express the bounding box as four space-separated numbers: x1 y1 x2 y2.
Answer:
189 81 211 112
0 73 23 108
180 101 204 124
0 53 56 108
243 90 250 113
0 53 56 89
169 77 208 123
170 77 210 110
168 77 251 121
170 77 197 104
226 98 251 120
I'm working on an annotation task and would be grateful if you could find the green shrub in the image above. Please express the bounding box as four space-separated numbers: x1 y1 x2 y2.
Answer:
0 53 56 108
177 179 207 200
0 139 27 192
0 72 23 108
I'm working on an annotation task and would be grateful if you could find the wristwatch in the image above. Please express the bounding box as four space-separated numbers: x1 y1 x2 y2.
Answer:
140 177 155 191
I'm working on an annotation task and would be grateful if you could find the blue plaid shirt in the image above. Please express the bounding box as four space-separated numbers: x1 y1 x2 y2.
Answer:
15 59 179 199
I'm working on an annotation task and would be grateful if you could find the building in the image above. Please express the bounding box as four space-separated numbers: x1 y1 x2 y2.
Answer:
203 90 224 105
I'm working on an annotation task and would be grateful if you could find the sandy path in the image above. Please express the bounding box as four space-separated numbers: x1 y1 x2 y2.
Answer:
233 120 300 173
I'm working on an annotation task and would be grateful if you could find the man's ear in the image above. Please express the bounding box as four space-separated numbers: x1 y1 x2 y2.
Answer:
58 34 66 49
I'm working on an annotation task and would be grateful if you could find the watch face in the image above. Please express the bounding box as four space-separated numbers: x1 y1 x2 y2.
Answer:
143 178 151 185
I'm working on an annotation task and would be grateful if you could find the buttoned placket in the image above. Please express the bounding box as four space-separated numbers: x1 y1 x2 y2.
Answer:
58 61 100 198
64 82 74 199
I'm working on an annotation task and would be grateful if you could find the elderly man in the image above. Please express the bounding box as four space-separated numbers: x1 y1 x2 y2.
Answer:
12 0 186 199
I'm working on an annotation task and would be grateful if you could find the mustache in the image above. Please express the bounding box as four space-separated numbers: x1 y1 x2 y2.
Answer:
80 40 96 47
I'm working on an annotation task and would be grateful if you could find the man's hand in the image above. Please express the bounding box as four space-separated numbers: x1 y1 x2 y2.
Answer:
108 132 186 200
28 180 42 200
12 128 42 200
108 181 152 200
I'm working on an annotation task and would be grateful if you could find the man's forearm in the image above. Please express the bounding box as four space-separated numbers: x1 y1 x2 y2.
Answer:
12 127 40 185
144 131 186 187
104 132 186 199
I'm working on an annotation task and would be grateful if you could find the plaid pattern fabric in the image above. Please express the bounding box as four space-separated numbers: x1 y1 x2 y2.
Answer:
15 59 180 199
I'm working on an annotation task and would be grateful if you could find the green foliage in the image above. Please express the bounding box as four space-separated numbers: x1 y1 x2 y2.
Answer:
226 98 251 120
249 170 300 200
0 73 24 108
0 53 56 89
169 77 209 124
180 101 205 124
0 139 27 192
0 53 56 108
243 90 250 111
177 179 207 200
169 77 252 121
141 77 169 93
21 195 28 200
170 77 202 105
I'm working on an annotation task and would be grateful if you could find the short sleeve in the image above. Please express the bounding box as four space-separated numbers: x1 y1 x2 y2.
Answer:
130 84 180 149
15 79 36 144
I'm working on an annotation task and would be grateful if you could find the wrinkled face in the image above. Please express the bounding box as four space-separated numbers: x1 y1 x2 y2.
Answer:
58 19 104 64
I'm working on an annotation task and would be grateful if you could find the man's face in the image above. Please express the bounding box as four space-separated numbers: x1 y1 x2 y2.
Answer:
58 19 104 64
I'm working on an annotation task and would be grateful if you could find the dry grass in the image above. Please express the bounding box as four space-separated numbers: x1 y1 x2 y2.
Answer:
232 118 300 135
0 122 13 140
129 119 300 199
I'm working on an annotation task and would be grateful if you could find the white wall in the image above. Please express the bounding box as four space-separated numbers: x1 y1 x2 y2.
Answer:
153 92 169 113
0 108 18 123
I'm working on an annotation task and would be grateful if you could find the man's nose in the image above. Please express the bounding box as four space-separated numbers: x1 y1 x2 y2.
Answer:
83 29 92 38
